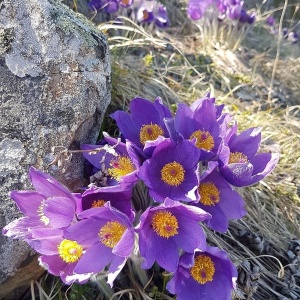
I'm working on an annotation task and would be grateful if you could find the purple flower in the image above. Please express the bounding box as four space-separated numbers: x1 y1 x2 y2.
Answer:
227 5 243 20
138 139 200 202
118 0 133 8
247 12 256 24
266 16 275 27
64 203 135 287
219 126 280 187
189 94 232 141
239 9 248 23
81 134 140 189
287 31 299 44
88 0 105 10
30 228 91 284
217 1 227 16
2 167 79 240
195 167 246 232
187 0 212 20
137 6 155 23
110 97 172 148
81 185 134 220
173 99 223 162
136 198 210 272
89 0 119 13
189 93 224 118
154 5 170 28
166 246 237 300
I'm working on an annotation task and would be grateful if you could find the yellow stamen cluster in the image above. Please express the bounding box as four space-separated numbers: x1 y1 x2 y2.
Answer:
121 0 130 4
151 211 179 238
161 161 185 186
58 239 83 263
91 199 106 208
190 255 215 284
190 130 215 151
108 156 135 181
228 152 248 164
37 200 50 226
139 123 164 145
199 182 220 206
99 221 126 248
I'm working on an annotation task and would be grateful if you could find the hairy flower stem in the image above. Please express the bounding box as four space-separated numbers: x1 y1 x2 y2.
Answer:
93 276 114 298
162 271 172 294
130 256 149 287
132 180 153 213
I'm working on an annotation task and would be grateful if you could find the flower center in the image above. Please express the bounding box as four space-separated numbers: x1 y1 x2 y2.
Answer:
198 182 220 206
143 9 149 20
37 200 50 226
189 130 215 151
228 152 248 164
161 161 185 186
139 123 164 145
99 221 126 248
190 255 215 284
121 0 130 5
151 211 179 238
57 239 83 263
91 199 106 208
108 156 135 181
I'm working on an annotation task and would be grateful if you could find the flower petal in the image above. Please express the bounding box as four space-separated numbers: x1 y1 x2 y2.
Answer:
220 162 253 187
74 242 114 274
112 228 134 257
64 219 104 247
9 191 43 217
107 256 127 287
229 127 261 159
44 197 76 228
29 167 72 198
2 217 39 240
39 254 67 277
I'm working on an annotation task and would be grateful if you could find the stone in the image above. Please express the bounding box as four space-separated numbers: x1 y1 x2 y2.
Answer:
0 0 111 298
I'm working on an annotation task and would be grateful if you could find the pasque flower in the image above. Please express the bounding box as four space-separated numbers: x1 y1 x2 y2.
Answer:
136 198 210 272
110 97 172 148
138 138 200 202
81 134 140 189
119 0 133 8
88 0 119 13
189 92 224 118
136 1 155 23
2 167 80 240
64 203 135 286
29 228 91 284
187 0 212 20
195 167 246 232
266 15 275 26
166 246 237 300
226 0 244 20
136 0 169 27
154 5 170 28
81 185 134 220
219 125 279 187
173 98 223 162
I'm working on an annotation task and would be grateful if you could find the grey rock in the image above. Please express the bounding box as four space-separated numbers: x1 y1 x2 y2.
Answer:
0 0 111 298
